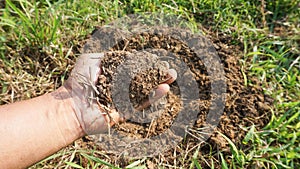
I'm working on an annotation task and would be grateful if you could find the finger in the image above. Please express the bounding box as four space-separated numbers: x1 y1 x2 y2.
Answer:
162 69 177 84
105 109 122 126
160 61 170 69
96 105 122 126
149 83 170 102
72 53 104 85
136 83 170 111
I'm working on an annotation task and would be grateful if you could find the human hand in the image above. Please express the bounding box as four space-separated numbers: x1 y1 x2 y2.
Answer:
63 53 177 135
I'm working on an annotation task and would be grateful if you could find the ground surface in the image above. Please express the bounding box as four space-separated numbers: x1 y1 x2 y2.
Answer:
1 0 299 168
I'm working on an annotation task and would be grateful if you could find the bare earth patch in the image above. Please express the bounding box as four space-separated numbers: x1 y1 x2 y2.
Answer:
37 26 273 168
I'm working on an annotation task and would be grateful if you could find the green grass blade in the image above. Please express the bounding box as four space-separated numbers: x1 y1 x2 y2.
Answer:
50 15 61 43
81 153 120 169
126 158 146 168
0 18 16 28
218 132 239 159
219 152 229 169
6 0 35 33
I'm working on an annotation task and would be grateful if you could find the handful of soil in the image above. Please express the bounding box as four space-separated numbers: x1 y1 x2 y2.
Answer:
97 50 171 121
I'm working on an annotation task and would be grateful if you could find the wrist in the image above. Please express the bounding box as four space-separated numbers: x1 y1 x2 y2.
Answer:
49 86 86 140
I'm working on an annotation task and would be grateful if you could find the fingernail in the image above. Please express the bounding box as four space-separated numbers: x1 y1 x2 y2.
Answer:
160 61 170 69
163 69 177 84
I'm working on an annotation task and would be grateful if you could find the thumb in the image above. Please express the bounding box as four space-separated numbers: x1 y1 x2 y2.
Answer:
136 84 170 111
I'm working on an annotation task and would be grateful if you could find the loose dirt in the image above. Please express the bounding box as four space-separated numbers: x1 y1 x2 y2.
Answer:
73 26 272 168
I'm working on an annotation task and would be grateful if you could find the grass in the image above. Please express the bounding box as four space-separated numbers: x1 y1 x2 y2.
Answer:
1 0 299 168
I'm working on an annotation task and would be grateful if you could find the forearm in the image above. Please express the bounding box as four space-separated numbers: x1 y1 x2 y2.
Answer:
0 86 84 169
